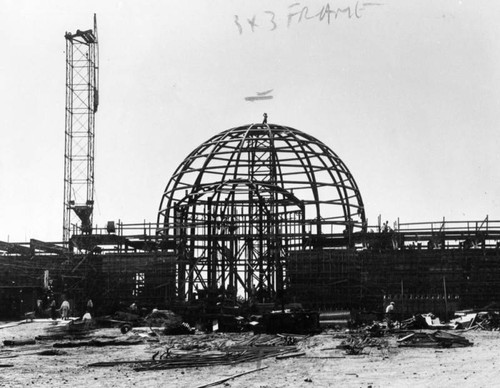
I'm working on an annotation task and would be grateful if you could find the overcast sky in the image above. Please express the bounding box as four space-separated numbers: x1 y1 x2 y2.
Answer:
1 0 499 242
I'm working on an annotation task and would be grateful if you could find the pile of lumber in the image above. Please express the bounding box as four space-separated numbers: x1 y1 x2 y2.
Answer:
155 332 304 352
89 346 298 371
88 333 305 371
234 333 306 347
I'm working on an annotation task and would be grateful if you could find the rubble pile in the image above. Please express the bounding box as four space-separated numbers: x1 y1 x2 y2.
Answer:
452 311 500 331
145 310 194 335
398 309 500 331
397 330 473 348
400 313 453 330
41 318 95 338
337 335 390 355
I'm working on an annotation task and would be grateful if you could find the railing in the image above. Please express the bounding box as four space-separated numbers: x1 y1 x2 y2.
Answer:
397 216 496 235
2 217 500 255
90 220 159 239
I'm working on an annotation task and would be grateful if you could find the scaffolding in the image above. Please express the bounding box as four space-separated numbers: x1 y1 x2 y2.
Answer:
63 15 99 242
1 217 500 317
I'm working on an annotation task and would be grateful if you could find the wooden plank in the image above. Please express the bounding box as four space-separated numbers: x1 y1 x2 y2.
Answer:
276 352 306 360
195 366 269 388
397 333 415 343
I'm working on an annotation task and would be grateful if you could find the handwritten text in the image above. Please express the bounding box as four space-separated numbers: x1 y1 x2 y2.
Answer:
234 2 383 35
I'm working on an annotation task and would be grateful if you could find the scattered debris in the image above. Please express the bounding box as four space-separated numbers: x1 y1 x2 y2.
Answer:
397 331 473 348
37 349 67 356
145 309 190 333
88 333 304 371
401 314 454 330
89 345 298 371
256 310 320 335
42 318 95 338
95 308 195 335
453 311 500 331
337 335 390 355
53 338 143 348
237 333 307 347
3 339 36 346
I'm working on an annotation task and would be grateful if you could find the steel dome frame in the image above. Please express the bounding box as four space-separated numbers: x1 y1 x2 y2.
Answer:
157 122 366 301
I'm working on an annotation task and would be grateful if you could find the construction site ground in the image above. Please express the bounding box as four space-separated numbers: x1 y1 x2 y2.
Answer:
0 320 496 388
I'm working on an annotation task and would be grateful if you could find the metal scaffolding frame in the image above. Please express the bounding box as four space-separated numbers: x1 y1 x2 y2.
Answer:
1 217 500 317
63 15 99 242
157 122 366 301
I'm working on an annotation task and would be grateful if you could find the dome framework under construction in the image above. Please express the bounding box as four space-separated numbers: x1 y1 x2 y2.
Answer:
157 121 366 301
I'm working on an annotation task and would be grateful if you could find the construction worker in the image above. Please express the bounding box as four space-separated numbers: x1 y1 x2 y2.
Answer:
50 299 57 320
60 299 70 320
385 301 395 326
86 298 94 315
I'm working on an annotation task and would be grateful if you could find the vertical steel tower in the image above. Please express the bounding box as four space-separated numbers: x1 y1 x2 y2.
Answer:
63 15 99 242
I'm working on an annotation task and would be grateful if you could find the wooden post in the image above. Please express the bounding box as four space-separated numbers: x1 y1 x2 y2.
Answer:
400 279 404 321
443 276 448 322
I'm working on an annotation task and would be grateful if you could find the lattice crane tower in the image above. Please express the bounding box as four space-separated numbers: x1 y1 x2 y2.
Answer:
63 15 99 242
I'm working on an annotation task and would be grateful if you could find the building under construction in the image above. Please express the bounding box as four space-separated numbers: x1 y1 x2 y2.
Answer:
1 17 500 320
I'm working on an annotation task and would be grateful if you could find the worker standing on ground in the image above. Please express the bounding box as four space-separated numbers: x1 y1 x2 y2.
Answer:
385 301 395 326
86 298 94 316
60 299 70 320
50 299 57 320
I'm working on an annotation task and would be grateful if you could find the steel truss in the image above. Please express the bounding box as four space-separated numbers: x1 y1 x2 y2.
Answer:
158 122 366 301
63 15 99 242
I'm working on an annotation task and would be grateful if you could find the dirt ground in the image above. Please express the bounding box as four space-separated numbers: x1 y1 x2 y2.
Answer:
0 320 498 388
